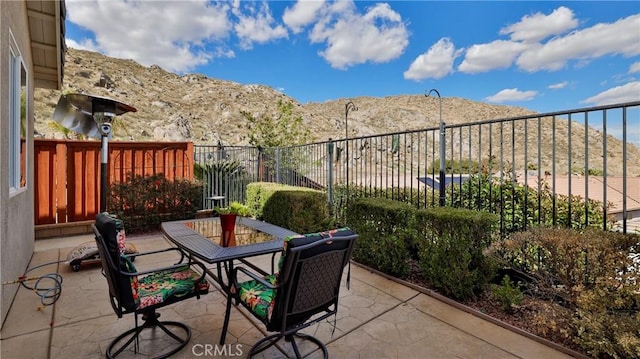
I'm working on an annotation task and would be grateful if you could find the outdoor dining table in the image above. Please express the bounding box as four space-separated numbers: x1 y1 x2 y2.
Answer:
161 217 298 344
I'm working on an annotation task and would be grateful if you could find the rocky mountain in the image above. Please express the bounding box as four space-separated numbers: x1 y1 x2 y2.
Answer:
34 48 538 144
33 48 639 175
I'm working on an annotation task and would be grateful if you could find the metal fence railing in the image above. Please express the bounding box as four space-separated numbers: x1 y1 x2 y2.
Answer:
195 101 640 235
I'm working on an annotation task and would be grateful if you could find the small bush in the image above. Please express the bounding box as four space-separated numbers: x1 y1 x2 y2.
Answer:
575 279 640 359
496 227 640 357
345 197 414 278
416 207 499 300
497 227 639 305
492 275 524 313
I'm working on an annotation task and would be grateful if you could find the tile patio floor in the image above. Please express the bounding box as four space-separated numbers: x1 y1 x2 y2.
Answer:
1 233 579 358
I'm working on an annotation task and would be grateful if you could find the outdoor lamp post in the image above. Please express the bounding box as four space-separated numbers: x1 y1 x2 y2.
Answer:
345 101 357 203
426 89 446 206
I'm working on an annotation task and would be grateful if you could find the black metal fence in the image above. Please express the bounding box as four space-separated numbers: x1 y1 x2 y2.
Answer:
195 101 640 235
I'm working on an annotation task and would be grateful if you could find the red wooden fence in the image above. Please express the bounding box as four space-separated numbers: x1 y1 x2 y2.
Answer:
34 139 194 225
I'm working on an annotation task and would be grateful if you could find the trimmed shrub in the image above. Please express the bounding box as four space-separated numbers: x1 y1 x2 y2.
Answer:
246 182 322 219
416 207 499 300
108 173 202 233
345 197 414 278
262 190 330 233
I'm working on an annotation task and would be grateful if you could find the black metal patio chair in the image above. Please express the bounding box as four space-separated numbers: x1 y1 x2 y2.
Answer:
227 228 358 358
92 212 210 359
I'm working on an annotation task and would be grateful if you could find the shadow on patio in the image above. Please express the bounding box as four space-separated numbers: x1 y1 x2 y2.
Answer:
1 233 577 359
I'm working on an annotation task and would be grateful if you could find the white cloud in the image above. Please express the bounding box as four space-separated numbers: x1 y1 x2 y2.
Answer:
282 0 325 34
232 1 288 50
456 8 640 77
548 81 568 90
485 88 538 103
66 0 233 73
517 14 640 72
310 2 409 69
581 81 640 106
404 38 460 80
630 62 640 74
65 38 99 52
500 6 578 43
458 40 529 74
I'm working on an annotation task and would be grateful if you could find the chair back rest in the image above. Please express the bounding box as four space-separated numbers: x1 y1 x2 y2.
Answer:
93 212 136 313
271 228 357 330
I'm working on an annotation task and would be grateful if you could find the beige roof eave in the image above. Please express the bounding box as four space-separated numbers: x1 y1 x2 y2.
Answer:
27 0 66 90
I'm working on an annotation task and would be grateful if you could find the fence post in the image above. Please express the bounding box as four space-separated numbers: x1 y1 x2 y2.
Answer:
439 121 446 207
327 138 334 213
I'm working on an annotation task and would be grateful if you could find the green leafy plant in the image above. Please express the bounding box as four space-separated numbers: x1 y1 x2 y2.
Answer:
215 201 251 216
492 275 524 313
447 171 610 233
239 99 311 148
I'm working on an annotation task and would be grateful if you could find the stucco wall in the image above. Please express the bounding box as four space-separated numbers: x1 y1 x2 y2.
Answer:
0 1 37 327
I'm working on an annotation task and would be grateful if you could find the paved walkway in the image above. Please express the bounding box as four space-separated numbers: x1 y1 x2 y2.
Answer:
1 233 580 358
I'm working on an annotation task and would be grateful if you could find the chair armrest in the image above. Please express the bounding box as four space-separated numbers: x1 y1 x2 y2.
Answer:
232 266 278 290
119 259 207 280
124 247 186 263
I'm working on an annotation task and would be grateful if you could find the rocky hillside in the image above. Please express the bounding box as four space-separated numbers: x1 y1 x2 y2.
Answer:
34 48 538 144
34 48 639 175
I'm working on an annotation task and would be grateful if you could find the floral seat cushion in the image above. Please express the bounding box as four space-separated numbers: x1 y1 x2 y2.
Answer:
123 259 209 310
236 274 277 320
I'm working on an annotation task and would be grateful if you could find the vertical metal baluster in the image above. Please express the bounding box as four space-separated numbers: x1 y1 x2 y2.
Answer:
537 117 542 225
524 118 528 231
584 112 589 227
552 115 557 226
622 106 628 234
511 120 516 231
602 109 608 230
500 122 504 233
568 113 572 228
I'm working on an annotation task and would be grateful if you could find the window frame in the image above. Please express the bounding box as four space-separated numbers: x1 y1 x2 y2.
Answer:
8 31 28 195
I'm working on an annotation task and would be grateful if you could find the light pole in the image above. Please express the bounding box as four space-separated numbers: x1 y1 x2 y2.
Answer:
426 89 446 206
345 101 357 204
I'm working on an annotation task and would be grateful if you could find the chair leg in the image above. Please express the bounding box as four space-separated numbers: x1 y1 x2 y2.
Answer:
290 333 328 359
106 310 191 359
248 332 328 359
248 333 284 357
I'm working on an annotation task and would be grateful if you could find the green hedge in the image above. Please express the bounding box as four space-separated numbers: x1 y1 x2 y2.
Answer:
345 197 414 277
415 207 499 300
108 173 202 233
246 182 322 219
262 190 330 233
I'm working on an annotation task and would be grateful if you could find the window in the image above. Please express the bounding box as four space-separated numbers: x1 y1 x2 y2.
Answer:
9 32 27 193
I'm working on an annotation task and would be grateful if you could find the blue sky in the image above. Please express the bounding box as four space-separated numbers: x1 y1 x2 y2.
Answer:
65 1 639 115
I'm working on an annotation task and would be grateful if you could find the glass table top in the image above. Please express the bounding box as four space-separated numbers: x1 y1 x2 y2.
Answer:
182 218 275 247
